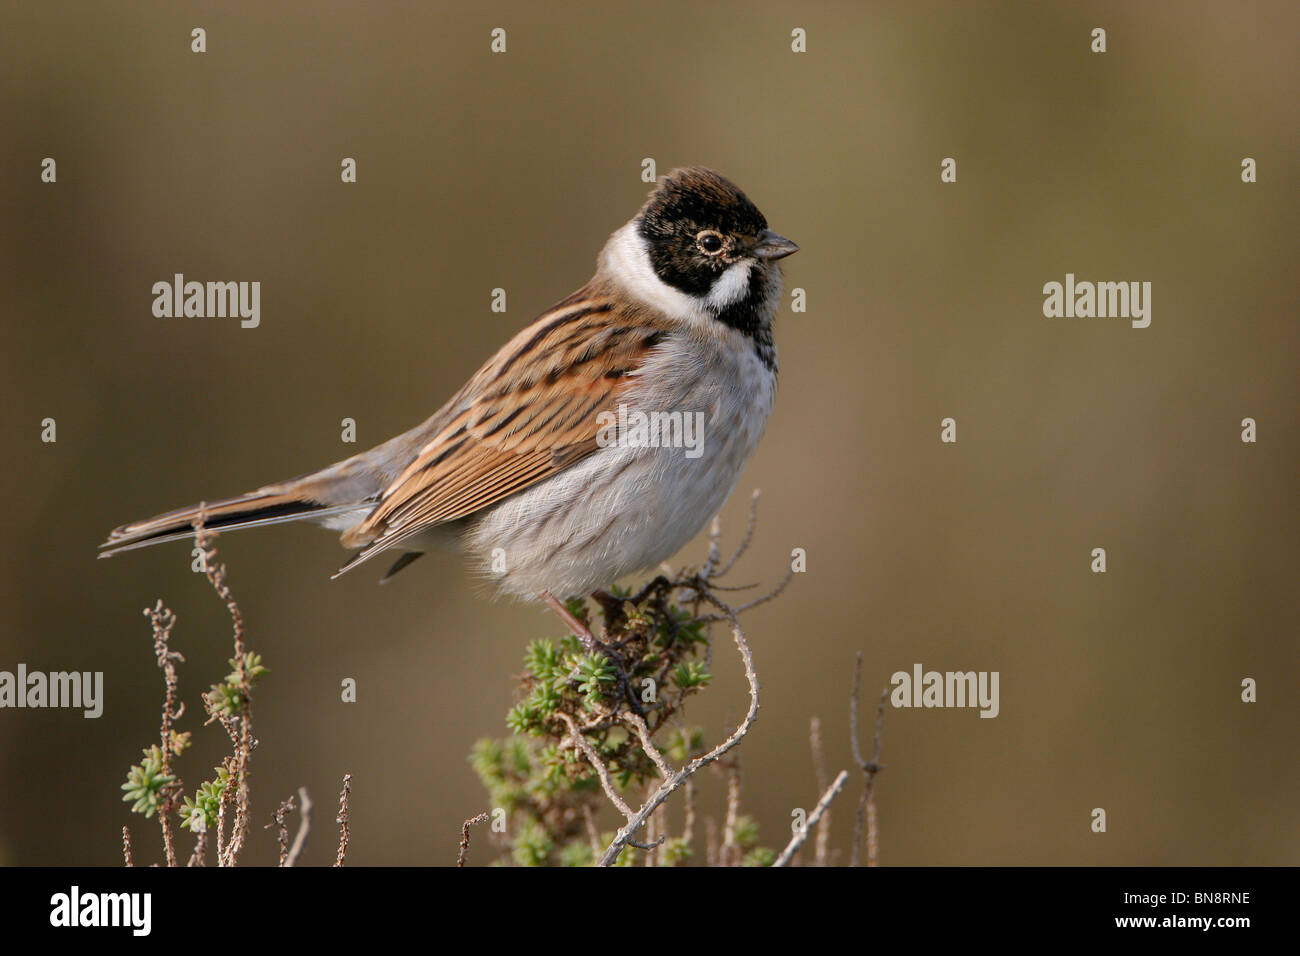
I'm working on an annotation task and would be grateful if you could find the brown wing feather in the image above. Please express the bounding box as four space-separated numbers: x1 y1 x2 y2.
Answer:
336 288 670 573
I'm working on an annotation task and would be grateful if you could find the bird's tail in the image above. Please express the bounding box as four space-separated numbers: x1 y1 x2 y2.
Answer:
98 477 366 559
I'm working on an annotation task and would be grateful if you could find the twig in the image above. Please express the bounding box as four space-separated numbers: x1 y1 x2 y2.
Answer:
850 653 866 767
722 756 743 867
625 712 673 779
457 812 489 867
772 769 850 867
597 599 760 867
809 716 831 866
864 693 886 867
688 490 760 611
268 795 297 867
194 510 256 867
285 787 311 867
733 565 794 614
643 807 657 866
715 489 761 579
850 653 887 867
699 515 724 581
215 759 231 865
144 600 183 866
186 831 206 867
334 774 352 866
693 570 794 624
682 777 696 846
193 509 246 661
122 826 133 867
559 712 634 820
582 804 601 860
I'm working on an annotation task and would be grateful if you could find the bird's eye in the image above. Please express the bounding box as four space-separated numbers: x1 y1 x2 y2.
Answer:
696 231 725 255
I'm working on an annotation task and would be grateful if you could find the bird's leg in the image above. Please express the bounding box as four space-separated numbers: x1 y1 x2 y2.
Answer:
541 590 599 653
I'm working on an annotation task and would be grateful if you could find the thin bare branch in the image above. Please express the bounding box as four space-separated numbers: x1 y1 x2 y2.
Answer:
559 712 634 820
643 807 657 866
715 489 762 579
722 756 743 867
597 598 759 867
627 835 667 851
850 653 888 867
809 716 832 866
682 777 697 846
285 787 311 867
625 712 674 780
733 564 794 614
850 653 865 767
582 804 601 859
700 516 724 581
773 769 850 867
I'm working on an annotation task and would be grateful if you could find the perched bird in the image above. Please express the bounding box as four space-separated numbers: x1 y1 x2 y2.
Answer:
100 167 798 639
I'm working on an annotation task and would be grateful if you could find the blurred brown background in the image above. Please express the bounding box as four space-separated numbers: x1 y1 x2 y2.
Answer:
1 1 1296 866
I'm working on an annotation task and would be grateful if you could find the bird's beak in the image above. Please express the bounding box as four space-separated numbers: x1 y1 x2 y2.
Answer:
750 229 800 260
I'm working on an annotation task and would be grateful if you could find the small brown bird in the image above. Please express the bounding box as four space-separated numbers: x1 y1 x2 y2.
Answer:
101 167 798 638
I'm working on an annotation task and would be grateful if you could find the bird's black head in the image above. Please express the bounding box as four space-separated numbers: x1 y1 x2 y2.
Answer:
636 168 798 329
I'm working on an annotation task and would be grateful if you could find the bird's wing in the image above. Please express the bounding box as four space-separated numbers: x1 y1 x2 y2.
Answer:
335 287 670 575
